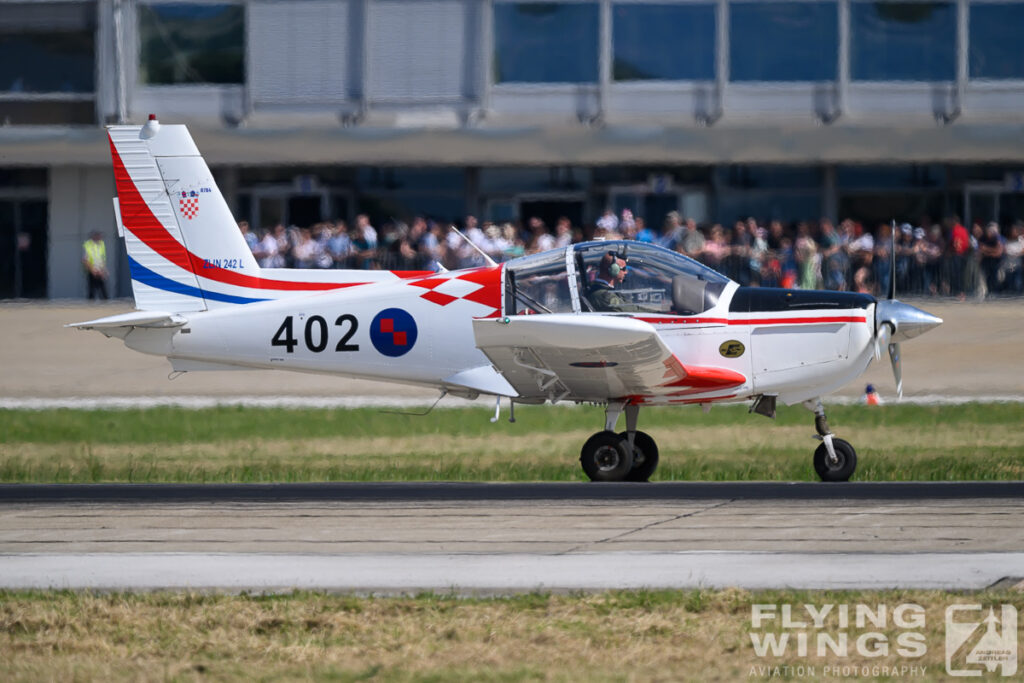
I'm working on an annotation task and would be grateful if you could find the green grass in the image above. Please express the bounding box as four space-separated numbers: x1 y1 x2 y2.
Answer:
1 402 1022 483
2 588 1021 682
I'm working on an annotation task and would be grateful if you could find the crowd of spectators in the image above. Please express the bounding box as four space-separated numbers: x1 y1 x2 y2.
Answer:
240 209 1024 299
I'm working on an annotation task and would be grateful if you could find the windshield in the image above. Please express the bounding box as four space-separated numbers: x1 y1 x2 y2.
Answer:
504 241 731 316
503 248 574 315
574 241 730 314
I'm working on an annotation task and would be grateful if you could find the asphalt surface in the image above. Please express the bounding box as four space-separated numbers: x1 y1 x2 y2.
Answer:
2 481 1023 590
3 481 1024 503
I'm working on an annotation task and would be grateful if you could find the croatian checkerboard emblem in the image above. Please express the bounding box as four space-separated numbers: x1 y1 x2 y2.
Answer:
179 190 199 220
370 308 418 357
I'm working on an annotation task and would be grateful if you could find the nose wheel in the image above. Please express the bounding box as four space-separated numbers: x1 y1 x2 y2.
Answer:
580 402 661 482
806 398 857 482
813 438 857 482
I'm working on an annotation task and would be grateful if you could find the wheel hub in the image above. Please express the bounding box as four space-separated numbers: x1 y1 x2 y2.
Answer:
827 453 846 470
594 445 621 471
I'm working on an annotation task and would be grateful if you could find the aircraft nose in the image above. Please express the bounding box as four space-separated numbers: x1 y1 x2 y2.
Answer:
875 300 943 342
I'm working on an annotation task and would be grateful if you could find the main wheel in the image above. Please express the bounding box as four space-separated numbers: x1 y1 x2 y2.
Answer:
813 438 857 482
580 430 634 482
618 431 660 482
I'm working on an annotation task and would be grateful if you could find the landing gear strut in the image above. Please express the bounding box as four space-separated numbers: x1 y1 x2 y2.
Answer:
580 402 660 482
806 399 857 482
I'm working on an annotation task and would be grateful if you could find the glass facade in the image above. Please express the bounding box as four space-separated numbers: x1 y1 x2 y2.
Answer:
138 3 245 85
493 2 599 83
730 2 838 82
0 33 94 93
612 3 715 81
970 2 1024 80
850 1 956 81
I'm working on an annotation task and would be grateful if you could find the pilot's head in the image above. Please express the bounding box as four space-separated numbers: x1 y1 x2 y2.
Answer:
599 252 627 285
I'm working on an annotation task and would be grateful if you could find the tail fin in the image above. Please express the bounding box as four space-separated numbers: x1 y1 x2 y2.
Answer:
109 117 259 312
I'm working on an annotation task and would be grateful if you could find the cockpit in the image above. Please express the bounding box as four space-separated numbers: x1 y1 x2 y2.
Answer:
504 241 730 316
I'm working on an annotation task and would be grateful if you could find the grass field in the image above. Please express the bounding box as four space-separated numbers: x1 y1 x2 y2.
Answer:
2 588 1021 681
1 402 1022 483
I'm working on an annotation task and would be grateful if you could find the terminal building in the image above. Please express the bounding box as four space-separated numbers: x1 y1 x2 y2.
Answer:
2 0 1024 298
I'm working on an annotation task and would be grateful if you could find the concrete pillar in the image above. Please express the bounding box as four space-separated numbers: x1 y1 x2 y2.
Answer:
822 164 838 224
465 166 480 219
48 166 117 299
216 165 240 216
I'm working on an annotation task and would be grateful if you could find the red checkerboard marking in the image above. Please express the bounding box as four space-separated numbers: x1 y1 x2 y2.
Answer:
179 197 199 220
378 318 407 346
405 267 501 317
421 290 458 306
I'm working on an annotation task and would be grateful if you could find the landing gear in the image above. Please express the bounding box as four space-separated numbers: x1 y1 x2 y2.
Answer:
806 398 857 482
618 431 659 482
580 431 632 481
813 438 857 482
580 402 660 482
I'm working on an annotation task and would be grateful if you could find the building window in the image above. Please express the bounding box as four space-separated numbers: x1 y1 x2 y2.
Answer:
0 2 95 124
850 1 955 81
970 2 1024 80
138 3 245 85
0 33 94 94
730 2 837 82
493 2 599 84
613 3 715 81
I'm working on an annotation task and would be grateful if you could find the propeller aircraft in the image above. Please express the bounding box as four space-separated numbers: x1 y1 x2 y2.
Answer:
72 118 942 482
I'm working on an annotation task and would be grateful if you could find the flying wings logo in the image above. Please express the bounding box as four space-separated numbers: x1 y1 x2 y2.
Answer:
370 308 418 357
179 189 200 220
946 605 1017 676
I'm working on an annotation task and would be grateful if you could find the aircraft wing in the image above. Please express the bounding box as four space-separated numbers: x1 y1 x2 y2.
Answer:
472 314 745 402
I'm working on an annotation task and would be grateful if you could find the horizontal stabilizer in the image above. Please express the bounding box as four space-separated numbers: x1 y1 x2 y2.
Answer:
67 311 187 331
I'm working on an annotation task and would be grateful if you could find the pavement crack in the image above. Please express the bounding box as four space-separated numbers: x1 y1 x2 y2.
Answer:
559 498 736 554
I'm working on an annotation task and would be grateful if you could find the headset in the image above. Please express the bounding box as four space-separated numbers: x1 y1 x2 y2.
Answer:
606 251 625 276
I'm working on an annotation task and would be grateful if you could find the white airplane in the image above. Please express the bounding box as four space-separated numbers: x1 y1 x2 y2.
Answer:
72 117 942 483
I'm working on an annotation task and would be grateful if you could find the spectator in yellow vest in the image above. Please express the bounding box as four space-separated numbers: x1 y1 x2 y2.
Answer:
82 231 108 300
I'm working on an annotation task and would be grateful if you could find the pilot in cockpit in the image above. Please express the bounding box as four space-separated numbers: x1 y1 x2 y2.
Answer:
587 251 646 312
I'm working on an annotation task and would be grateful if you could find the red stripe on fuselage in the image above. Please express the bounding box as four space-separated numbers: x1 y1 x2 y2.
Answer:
110 135 428 292
636 315 866 326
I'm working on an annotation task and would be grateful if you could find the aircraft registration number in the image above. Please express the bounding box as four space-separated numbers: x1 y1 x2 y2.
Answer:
271 315 359 353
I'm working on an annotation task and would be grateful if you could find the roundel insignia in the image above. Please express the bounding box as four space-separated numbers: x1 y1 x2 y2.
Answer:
370 308 418 357
719 340 745 358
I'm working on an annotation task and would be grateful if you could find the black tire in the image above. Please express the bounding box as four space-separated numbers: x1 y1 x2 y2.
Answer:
618 431 660 482
813 438 857 482
580 430 634 482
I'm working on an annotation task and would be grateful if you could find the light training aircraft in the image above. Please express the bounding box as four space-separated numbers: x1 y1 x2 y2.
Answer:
73 117 942 483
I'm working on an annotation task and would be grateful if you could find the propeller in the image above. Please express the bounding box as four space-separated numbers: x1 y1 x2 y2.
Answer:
889 341 902 399
887 221 901 399
873 220 942 400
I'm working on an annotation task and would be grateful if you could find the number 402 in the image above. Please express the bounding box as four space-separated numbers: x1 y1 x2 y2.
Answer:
271 315 359 353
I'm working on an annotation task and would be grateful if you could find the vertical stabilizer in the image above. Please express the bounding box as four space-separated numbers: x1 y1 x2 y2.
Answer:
108 117 259 312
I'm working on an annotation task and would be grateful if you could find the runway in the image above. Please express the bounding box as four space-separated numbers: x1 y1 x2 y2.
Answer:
2 482 1022 592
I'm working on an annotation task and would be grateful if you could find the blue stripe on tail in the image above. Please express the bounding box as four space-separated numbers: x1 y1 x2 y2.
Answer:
128 256 268 305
